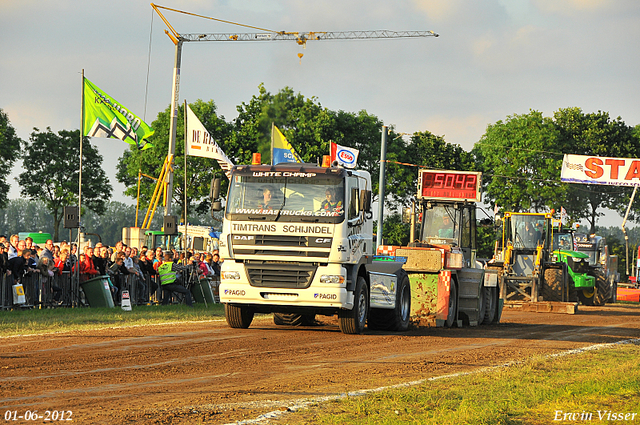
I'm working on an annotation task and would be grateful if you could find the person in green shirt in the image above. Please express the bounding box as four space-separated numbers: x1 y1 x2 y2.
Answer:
157 251 193 307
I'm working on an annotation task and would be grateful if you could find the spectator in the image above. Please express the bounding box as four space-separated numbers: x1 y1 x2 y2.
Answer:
153 249 163 273
209 253 221 277
25 248 38 271
110 241 124 262
8 249 37 284
99 246 110 268
69 243 78 267
106 256 123 302
37 255 62 303
0 243 8 275
41 240 55 262
93 246 107 275
196 253 211 277
158 251 193 307
7 234 19 260
143 250 159 296
73 249 99 282
131 255 148 303
24 237 34 253
200 253 214 276
54 250 71 275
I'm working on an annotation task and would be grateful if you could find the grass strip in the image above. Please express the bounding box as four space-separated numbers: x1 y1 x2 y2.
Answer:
287 342 640 425
0 304 225 337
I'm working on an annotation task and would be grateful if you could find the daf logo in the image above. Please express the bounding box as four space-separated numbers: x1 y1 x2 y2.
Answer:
233 235 255 241
315 238 332 244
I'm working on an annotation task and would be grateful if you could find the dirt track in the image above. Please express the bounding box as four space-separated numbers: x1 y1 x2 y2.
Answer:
2 304 640 424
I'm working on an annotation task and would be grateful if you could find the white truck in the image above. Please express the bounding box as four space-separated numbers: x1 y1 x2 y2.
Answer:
216 163 410 334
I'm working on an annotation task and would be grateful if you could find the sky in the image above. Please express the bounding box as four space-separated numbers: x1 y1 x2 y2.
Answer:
2 0 640 228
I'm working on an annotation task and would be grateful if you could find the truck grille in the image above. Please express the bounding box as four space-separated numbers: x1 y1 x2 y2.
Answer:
231 234 331 258
245 261 317 288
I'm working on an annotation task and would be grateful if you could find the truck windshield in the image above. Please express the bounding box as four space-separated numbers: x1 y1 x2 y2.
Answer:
226 175 345 223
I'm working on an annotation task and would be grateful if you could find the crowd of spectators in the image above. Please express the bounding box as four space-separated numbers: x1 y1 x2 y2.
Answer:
0 233 221 308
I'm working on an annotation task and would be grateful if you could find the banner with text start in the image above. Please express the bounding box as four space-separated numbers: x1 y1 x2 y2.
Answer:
561 154 640 187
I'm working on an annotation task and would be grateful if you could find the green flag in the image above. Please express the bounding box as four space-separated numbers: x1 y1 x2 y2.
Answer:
83 77 154 150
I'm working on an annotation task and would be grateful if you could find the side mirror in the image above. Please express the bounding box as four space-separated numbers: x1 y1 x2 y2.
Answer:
402 207 412 224
210 178 221 200
359 190 372 213
211 200 222 212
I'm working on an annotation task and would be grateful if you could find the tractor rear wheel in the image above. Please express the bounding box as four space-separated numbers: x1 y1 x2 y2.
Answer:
541 268 563 301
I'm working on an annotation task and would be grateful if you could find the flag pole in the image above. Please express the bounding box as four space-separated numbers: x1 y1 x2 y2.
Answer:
183 100 188 258
79 69 84 242
271 122 274 166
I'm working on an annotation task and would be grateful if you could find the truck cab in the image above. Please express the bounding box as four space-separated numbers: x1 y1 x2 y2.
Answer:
219 163 408 334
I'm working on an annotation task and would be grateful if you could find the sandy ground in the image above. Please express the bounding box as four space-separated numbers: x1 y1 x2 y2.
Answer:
1 303 640 424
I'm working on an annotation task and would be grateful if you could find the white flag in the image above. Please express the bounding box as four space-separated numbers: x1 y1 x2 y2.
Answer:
330 142 359 169
186 105 234 178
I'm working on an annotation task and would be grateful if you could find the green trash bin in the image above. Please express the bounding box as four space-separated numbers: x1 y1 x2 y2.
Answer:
80 275 115 308
191 277 215 305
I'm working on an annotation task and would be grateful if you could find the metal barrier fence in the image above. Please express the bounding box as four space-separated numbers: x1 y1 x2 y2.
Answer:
1 269 220 310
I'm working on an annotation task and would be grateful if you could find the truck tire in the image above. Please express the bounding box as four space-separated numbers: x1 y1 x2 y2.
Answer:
273 313 317 326
592 270 609 306
482 286 497 324
225 303 254 329
338 276 369 334
368 272 411 332
445 281 458 328
541 268 563 301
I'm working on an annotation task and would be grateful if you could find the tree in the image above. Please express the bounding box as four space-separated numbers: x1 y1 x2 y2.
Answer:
117 99 233 223
387 131 475 209
473 110 565 213
232 84 336 165
554 108 640 232
18 128 112 241
0 109 22 208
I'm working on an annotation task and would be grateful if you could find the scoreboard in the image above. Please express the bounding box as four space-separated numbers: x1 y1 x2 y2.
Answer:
417 169 482 202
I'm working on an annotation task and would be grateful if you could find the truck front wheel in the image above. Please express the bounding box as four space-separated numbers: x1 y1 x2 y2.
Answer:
338 276 369 334
225 303 254 328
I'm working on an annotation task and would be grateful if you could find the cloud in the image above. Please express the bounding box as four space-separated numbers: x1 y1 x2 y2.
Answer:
534 0 615 14
418 114 491 150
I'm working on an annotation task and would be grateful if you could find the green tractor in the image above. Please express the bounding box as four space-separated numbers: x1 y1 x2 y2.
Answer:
574 232 619 305
551 228 596 305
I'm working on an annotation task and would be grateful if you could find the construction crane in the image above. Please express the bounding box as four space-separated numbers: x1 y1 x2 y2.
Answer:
150 3 439 216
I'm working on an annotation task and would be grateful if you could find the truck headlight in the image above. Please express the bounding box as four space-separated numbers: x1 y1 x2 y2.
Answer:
222 271 240 280
320 275 345 284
